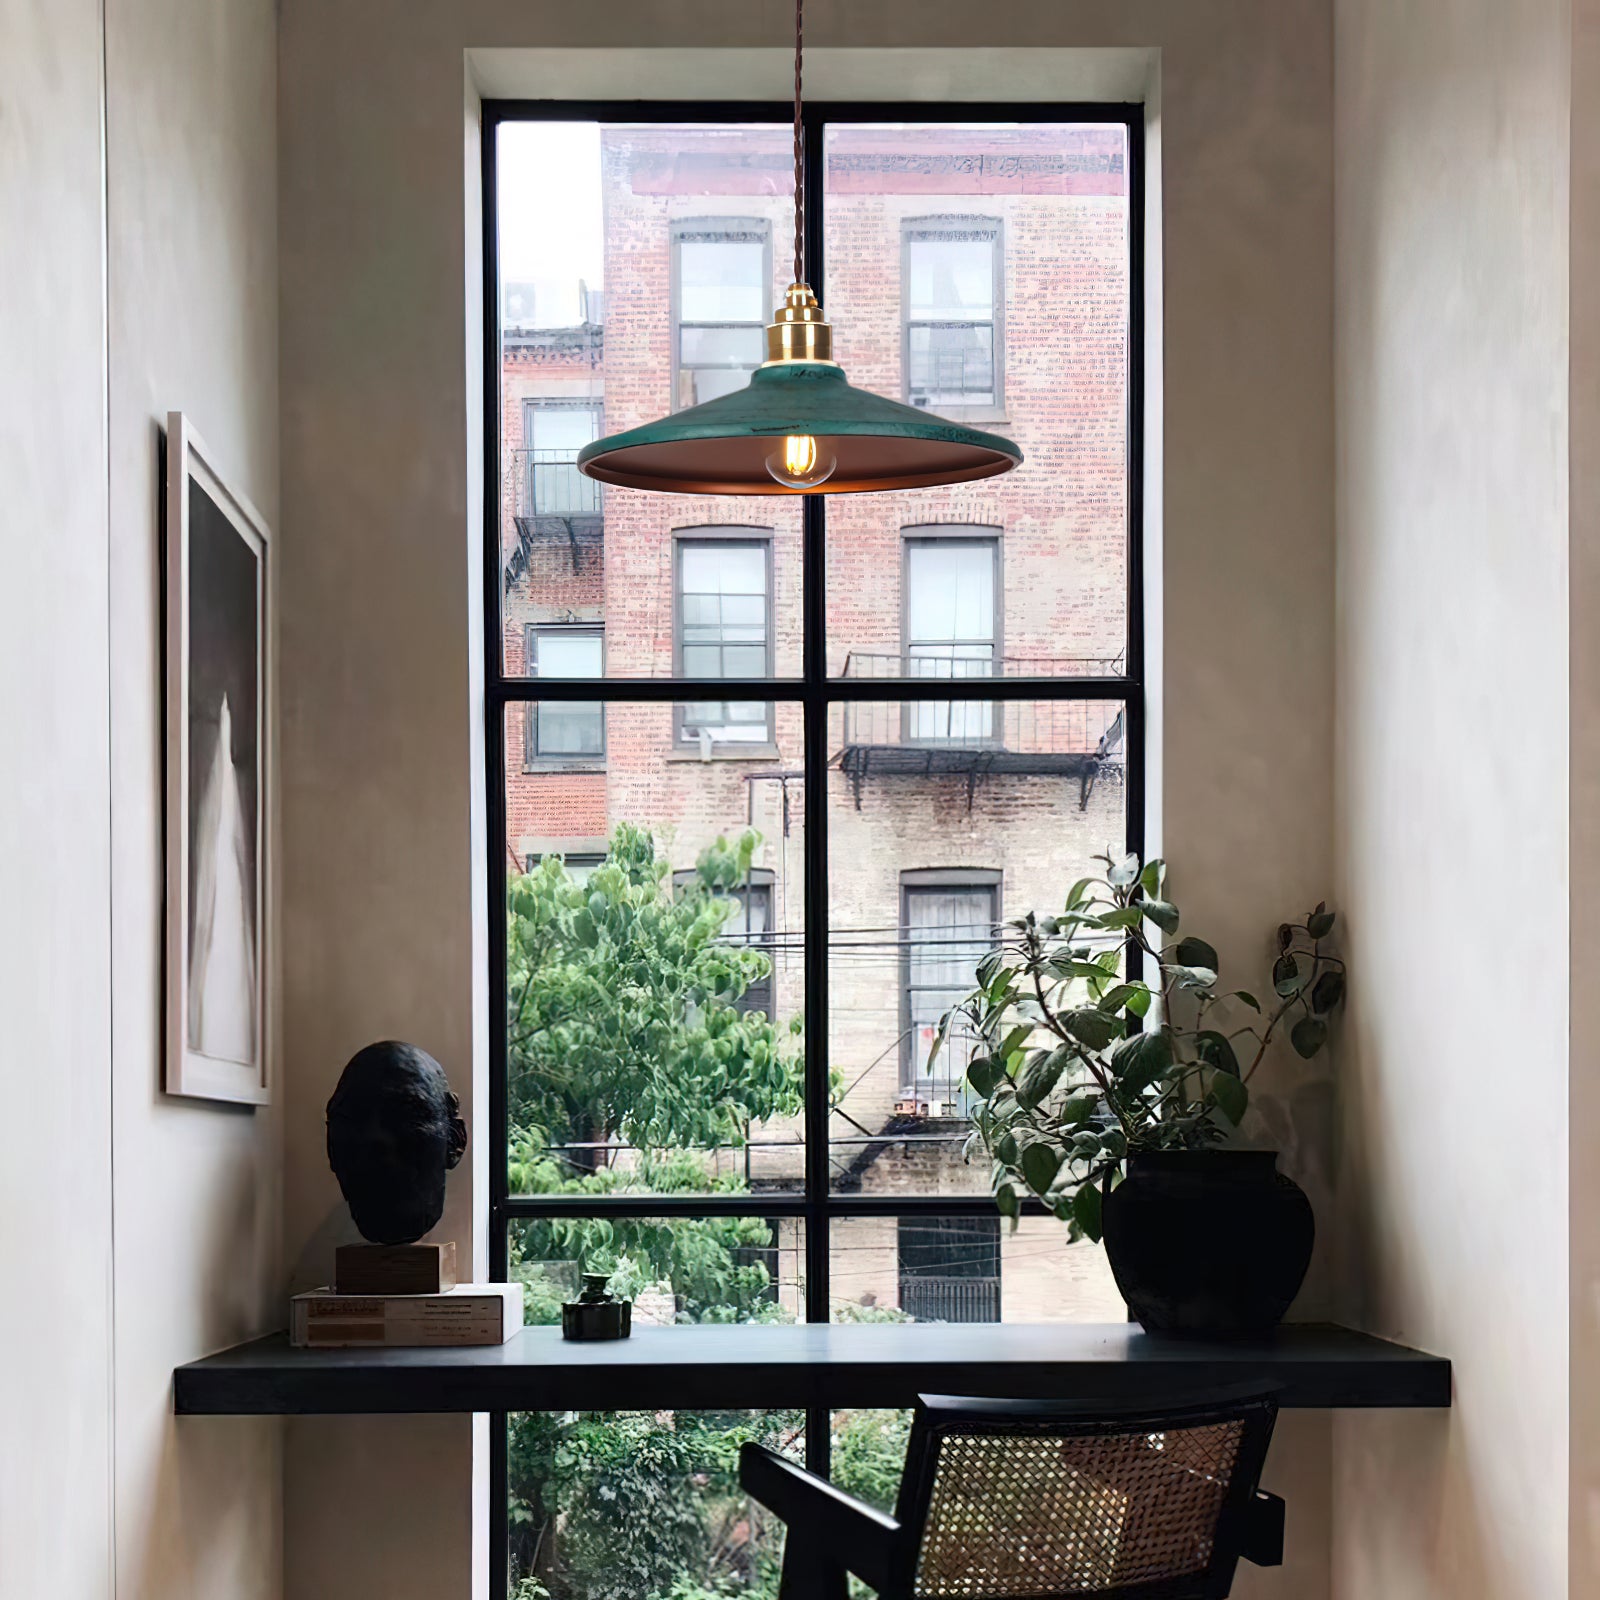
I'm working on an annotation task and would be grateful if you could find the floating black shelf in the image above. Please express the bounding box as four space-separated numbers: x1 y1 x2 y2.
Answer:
175 1321 1449 1417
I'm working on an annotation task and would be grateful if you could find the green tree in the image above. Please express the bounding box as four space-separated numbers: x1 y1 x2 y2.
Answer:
506 824 802 1166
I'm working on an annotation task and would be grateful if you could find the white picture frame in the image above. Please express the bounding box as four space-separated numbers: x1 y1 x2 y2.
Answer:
164 413 271 1104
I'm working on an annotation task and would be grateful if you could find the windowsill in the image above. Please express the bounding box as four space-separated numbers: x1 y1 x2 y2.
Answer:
523 760 607 775
664 744 781 763
907 407 1011 430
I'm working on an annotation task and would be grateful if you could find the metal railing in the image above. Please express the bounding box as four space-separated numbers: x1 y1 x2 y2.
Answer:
838 652 1126 757
901 1275 1001 1323
514 447 601 519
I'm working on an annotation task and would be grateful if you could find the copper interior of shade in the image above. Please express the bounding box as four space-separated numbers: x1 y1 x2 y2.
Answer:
578 433 1017 496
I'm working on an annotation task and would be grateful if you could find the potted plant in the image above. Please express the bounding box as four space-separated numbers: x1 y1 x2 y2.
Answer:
932 853 1344 1338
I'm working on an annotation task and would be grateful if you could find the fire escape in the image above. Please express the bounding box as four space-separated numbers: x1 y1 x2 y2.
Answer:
503 448 603 588
832 652 1127 811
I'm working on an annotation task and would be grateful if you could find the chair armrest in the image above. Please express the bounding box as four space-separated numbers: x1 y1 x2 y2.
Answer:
1242 1490 1285 1568
740 1443 901 1593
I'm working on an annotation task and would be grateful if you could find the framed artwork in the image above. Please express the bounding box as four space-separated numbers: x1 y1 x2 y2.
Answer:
165 412 271 1104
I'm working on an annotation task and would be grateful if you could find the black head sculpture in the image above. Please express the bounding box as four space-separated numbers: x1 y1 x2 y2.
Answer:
326 1041 468 1246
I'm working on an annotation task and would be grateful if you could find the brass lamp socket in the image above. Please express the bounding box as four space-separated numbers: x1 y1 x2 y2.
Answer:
765 282 835 365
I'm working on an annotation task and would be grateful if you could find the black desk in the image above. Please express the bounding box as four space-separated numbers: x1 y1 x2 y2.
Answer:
174 1321 1449 1416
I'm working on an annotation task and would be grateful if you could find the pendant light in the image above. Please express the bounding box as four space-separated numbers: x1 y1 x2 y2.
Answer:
576 0 1023 496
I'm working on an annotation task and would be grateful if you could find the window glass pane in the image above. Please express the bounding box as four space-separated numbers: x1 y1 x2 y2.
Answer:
827 699 1126 1194
536 631 603 677
908 235 995 319
905 539 996 646
825 122 1130 669
829 1216 1123 1324
535 703 604 757
679 237 766 322
528 406 600 454
508 1407 804 1600
504 703 805 1195
496 121 798 677
680 324 766 366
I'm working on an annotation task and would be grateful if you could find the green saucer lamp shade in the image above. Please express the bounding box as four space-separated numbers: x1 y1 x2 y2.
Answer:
576 362 1022 496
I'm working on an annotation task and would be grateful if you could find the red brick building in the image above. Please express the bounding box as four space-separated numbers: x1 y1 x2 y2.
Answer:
499 121 1130 1320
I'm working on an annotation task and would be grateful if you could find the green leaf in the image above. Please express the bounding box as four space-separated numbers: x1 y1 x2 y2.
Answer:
1232 990 1262 1012
1072 1182 1104 1243
1194 1029 1239 1077
966 1055 1003 1098
1111 1029 1173 1096
1308 909 1336 940
1021 1141 1063 1196
1310 969 1345 1014
994 1130 1020 1167
995 1181 1020 1221
1166 963 1218 991
1174 936 1219 970
1210 1071 1248 1126
1065 877 1095 911
1096 981 1148 1015
1056 1092 1099 1129
998 1023 1032 1064
1017 1049 1067 1110
1272 953 1306 997
1095 906 1144 931
1107 852 1141 889
1290 1015 1329 1058
1064 1008 1122 1050
1142 898 1180 934
1139 858 1166 897
1124 985 1153 1018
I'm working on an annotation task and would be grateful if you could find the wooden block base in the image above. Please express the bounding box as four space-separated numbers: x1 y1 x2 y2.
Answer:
335 1241 457 1295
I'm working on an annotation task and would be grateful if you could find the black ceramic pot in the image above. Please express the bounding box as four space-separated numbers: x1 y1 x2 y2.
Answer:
1100 1150 1313 1339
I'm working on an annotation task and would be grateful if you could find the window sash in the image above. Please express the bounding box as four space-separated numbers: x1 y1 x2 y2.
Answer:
528 627 605 761
675 536 774 744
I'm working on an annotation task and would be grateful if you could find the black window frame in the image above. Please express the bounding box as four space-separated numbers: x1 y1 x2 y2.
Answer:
671 215 775 411
902 215 1005 417
482 99 1144 1595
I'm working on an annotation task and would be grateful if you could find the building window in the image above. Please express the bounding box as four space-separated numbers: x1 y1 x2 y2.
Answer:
903 219 1002 413
901 873 1000 1109
897 1215 1002 1323
673 868 776 1018
525 625 604 765
521 401 602 517
903 532 1000 743
675 533 773 748
673 219 772 408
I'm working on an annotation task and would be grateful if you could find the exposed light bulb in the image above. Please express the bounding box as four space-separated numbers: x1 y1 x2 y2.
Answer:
765 434 836 490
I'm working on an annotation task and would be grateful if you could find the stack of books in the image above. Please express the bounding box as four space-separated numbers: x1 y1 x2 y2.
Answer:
290 1281 524 1348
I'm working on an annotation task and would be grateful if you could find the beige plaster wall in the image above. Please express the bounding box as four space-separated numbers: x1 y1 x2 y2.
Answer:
279 3 1332 1594
0 1 116 1594
1331 1 1571 1596
104 0 285 1596
1 0 282 1595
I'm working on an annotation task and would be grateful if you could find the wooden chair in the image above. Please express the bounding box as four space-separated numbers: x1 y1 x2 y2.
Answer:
740 1385 1285 1600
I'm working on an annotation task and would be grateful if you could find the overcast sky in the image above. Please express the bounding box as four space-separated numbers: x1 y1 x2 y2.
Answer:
497 122 604 325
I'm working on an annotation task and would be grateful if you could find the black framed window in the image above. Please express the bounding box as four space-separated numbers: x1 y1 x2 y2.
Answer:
673 218 772 408
674 531 775 748
485 101 1143 1600
903 218 1002 414
524 625 604 765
